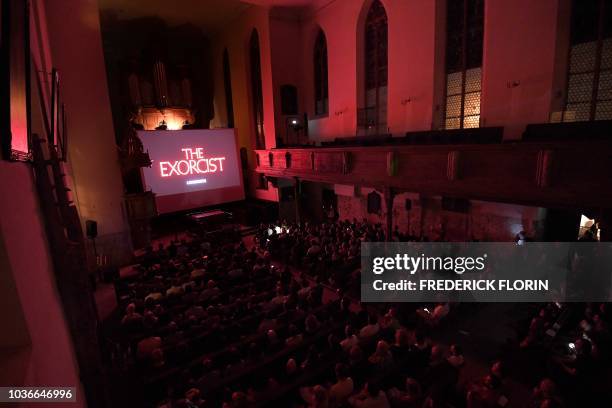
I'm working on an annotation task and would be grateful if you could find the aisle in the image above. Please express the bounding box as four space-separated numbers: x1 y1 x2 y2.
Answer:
431 303 535 406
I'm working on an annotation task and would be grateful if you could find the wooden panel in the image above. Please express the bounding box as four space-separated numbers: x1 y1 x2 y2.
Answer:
314 151 343 173
401 151 448 182
460 149 539 189
270 151 285 168
555 148 611 186
254 142 612 209
290 151 313 171
350 150 388 180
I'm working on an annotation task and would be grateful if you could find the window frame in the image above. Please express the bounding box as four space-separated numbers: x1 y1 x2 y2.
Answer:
559 0 612 122
313 29 329 117
363 0 388 133
249 30 265 149
443 0 484 130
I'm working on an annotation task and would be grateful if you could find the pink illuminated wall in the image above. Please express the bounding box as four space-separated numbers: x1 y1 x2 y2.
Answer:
209 5 279 202
302 0 566 140
298 0 442 141
213 0 568 143
0 1 86 403
480 0 568 139
215 0 449 142
299 0 362 141
44 0 133 263
269 12 303 144
0 162 86 407
210 0 571 233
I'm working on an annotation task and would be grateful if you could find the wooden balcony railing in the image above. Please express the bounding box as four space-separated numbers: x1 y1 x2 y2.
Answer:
255 140 612 209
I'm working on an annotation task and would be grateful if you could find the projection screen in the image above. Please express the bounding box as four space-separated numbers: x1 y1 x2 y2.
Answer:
139 129 244 214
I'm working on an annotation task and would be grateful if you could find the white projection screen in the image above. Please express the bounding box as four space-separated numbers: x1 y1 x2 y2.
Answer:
139 129 245 214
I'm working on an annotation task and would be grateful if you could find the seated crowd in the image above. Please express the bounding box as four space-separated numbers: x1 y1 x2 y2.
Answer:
517 302 611 406
103 220 611 408
254 220 383 297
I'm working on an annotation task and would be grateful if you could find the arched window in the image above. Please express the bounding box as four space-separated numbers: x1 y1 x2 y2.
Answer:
444 0 484 129
314 29 328 115
249 30 265 149
222 49 235 128
557 0 612 122
363 0 388 134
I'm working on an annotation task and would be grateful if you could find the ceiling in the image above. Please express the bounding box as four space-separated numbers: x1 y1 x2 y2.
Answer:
98 0 334 33
242 0 326 6
98 0 251 33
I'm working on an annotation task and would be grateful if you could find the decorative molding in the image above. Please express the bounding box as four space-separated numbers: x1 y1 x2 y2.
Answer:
268 152 274 167
536 149 553 188
285 151 292 169
342 151 352 175
447 151 460 181
387 151 398 176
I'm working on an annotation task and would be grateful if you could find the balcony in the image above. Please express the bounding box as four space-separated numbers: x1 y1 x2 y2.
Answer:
255 128 612 209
